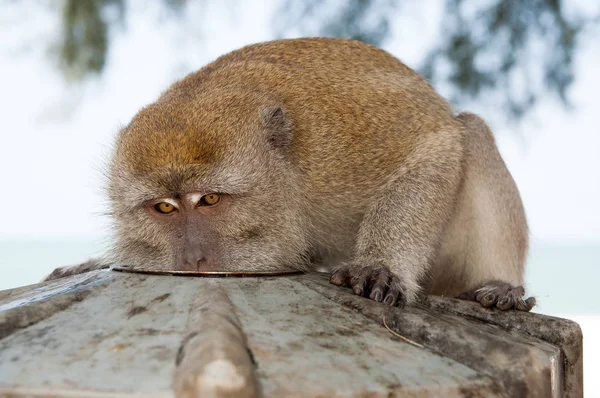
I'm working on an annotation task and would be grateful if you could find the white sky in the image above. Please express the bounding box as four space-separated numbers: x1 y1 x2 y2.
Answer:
0 1 599 243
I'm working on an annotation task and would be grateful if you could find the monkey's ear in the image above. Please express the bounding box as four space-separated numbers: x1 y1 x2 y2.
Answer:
260 106 292 152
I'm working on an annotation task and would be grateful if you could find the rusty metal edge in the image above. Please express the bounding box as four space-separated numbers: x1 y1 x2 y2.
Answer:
111 266 302 278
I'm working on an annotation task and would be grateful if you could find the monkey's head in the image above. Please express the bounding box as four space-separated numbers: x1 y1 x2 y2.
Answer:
106 89 311 272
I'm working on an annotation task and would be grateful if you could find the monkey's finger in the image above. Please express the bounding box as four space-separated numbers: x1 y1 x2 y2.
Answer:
368 288 382 301
456 291 477 301
479 293 498 308
475 285 505 308
367 267 391 302
515 297 536 312
368 281 386 302
496 285 527 310
384 275 407 307
369 285 387 302
496 294 515 311
329 267 351 286
525 297 536 310
383 289 400 306
350 273 370 297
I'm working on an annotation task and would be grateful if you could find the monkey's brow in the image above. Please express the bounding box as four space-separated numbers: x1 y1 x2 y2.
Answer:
130 185 246 205
118 165 255 204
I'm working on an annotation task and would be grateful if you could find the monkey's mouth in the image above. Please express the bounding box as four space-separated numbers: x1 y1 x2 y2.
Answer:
110 266 302 277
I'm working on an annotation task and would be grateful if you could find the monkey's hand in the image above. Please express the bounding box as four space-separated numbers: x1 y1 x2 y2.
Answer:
330 264 407 307
43 258 109 282
457 281 536 312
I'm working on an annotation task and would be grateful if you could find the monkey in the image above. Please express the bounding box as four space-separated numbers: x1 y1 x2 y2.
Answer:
44 38 534 311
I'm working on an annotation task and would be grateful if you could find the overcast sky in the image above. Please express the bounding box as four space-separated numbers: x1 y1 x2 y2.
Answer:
0 1 599 243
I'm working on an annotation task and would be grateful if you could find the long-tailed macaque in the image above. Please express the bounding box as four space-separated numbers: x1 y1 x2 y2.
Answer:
45 38 534 311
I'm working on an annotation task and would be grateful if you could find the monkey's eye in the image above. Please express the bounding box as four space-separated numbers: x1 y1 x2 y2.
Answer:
154 202 177 214
199 193 221 206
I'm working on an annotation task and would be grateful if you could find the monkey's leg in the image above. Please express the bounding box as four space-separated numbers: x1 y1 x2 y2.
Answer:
433 113 533 311
330 130 463 307
457 281 536 311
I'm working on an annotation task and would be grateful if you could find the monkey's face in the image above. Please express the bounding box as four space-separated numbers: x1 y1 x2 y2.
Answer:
107 91 311 273
143 191 230 271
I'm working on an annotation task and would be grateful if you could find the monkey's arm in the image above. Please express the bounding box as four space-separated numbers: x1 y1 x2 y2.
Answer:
331 129 463 306
43 258 109 282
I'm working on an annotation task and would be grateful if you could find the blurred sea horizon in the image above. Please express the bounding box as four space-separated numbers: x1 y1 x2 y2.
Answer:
1 239 597 314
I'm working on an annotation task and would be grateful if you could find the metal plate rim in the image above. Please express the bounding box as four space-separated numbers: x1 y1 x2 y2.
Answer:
110 266 303 277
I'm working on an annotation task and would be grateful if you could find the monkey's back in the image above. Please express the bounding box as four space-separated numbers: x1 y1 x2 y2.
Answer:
165 38 457 196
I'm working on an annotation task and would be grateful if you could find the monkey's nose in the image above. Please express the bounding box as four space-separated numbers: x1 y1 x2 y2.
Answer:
182 256 207 272
182 246 207 272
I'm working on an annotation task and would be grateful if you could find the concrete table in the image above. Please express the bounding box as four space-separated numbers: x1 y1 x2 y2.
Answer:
0 270 583 397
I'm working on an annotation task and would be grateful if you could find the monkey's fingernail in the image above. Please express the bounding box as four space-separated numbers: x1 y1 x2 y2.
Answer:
353 287 364 296
396 296 406 309
481 294 496 307
383 294 396 306
496 297 511 310
370 290 383 302
329 273 344 285
516 297 536 312
515 299 527 311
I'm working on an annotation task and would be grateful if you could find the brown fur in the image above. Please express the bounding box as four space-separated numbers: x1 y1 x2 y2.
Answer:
45 38 530 309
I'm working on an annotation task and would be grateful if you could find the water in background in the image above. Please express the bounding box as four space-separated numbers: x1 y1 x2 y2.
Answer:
1 239 597 315
525 242 599 316
0 239 108 290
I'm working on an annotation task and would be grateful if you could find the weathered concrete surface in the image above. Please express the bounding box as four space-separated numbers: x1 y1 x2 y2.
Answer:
0 270 583 397
420 290 583 398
